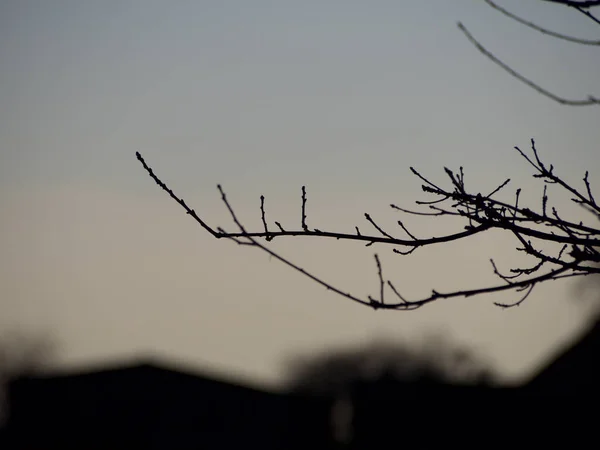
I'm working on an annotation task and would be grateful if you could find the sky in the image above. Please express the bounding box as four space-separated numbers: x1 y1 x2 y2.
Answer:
1 0 599 390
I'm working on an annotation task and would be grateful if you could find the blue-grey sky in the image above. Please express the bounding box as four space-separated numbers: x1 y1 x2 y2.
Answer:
1 0 598 388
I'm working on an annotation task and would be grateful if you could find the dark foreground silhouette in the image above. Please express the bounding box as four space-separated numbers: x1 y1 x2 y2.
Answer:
2 319 599 448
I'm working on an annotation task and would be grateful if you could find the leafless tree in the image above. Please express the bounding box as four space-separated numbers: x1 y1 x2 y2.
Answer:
136 0 599 311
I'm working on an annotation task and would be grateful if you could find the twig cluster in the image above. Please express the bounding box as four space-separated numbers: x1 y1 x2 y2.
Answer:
136 140 600 311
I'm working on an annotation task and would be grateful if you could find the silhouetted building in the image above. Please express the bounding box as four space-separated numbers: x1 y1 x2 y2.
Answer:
527 318 600 395
1 359 331 449
3 319 599 448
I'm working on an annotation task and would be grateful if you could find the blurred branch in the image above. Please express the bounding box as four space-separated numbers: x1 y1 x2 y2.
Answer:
459 0 600 106
457 21 599 106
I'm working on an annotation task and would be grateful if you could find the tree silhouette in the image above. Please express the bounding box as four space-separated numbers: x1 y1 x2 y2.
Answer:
136 0 599 311
283 336 495 446
284 335 495 396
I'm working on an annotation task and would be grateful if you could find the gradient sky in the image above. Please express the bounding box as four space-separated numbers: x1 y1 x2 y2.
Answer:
1 0 599 389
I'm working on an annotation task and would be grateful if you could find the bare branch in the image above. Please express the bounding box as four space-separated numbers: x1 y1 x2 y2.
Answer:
260 195 274 242
136 152 221 238
457 22 599 106
494 284 536 309
397 220 418 240
364 213 395 239
522 139 600 214
574 6 600 24
137 2 600 312
136 135 600 311
367 254 385 307
301 186 309 231
541 0 600 8
485 0 600 45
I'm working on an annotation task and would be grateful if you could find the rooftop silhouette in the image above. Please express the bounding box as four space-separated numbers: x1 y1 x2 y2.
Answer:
2 321 599 448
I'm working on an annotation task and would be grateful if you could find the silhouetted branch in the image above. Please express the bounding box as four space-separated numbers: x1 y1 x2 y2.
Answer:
541 0 600 8
575 6 600 25
136 139 600 311
458 0 600 106
485 0 600 45
301 186 309 231
137 1 599 311
457 22 599 106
